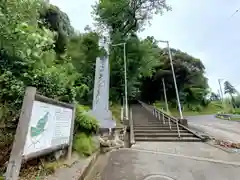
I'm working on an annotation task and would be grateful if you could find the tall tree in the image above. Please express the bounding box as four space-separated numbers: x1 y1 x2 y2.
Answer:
224 81 237 107
94 0 171 36
40 4 74 55
210 92 220 101
140 41 208 107
93 0 171 102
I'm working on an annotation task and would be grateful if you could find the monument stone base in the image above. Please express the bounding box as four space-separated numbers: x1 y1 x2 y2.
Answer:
88 110 116 129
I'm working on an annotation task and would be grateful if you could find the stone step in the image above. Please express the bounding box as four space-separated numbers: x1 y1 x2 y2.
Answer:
130 104 202 142
134 129 187 133
135 119 166 121
134 124 178 126
134 124 177 127
133 125 172 127
134 126 181 130
135 120 162 122
135 137 202 142
134 122 163 125
133 122 167 125
134 132 195 137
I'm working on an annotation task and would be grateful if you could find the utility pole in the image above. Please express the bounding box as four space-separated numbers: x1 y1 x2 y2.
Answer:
112 43 128 120
162 78 169 114
218 79 224 108
217 89 221 101
123 43 128 120
159 40 183 119
167 41 183 119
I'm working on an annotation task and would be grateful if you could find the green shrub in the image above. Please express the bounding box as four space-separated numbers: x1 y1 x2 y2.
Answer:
188 105 203 112
74 104 99 134
73 133 97 156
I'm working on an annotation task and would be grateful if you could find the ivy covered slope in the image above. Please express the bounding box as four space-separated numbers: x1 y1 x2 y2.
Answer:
0 0 101 166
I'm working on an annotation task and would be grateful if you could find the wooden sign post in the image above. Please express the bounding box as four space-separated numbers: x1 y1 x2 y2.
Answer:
5 87 75 180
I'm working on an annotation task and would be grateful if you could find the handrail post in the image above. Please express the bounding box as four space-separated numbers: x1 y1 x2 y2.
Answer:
154 106 157 118
141 101 181 138
168 117 172 130
176 119 181 138
162 112 165 124
121 106 124 123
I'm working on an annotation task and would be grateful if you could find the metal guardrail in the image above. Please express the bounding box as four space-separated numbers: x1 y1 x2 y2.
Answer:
139 101 205 141
139 101 181 138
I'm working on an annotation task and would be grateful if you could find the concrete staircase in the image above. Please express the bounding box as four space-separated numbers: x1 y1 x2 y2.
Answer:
132 104 202 142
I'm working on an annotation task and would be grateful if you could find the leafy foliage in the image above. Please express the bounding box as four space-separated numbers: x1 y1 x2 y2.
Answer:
74 105 99 135
0 1 99 169
139 39 209 107
94 0 208 107
224 81 237 95
40 4 74 55
224 81 238 108
210 92 220 101
94 0 171 35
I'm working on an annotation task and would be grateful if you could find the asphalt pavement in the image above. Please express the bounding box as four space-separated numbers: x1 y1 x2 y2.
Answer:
97 142 240 180
84 114 240 180
187 115 240 142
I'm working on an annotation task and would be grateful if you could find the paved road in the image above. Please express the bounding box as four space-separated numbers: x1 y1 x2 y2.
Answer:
187 115 240 142
87 142 240 180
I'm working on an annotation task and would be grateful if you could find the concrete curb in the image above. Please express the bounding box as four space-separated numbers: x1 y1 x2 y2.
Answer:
215 114 240 122
78 151 101 180
216 117 240 122
120 148 240 166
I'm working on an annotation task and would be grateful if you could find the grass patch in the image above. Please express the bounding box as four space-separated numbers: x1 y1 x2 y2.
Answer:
73 132 97 156
230 117 240 120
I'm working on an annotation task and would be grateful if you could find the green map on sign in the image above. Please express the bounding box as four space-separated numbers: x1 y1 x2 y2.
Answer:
30 112 49 137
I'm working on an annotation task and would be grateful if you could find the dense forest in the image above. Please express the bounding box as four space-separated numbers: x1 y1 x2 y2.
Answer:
0 0 210 176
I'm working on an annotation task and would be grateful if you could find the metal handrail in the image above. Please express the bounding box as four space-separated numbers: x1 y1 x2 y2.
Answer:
139 100 205 140
139 101 181 138
155 107 181 138
155 106 180 138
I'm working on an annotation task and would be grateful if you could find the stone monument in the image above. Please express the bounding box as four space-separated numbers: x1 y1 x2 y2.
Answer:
89 36 116 129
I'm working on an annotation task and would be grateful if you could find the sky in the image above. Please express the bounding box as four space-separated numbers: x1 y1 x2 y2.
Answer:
50 0 240 93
